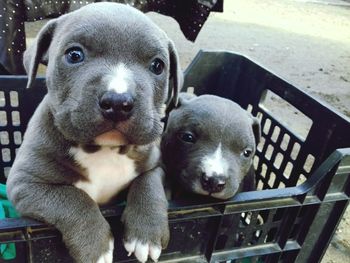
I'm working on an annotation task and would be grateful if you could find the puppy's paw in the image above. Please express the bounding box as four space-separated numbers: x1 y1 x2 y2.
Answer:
64 218 114 263
122 210 169 263
124 239 161 263
97 237 114 263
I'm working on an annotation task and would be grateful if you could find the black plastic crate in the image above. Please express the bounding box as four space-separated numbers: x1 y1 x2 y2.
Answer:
0 51 349 263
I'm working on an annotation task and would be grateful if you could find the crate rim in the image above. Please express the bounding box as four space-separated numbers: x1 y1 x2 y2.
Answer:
184 49 350 125
1 148 348 234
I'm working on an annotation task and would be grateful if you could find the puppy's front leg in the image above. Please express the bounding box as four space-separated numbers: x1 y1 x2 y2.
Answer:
8 182 113 263
122 167 169 263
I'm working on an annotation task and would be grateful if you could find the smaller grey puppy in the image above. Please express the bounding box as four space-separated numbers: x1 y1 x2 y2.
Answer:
161 93 260 199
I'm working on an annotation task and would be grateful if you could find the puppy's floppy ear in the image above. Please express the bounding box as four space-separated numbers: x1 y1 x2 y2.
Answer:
167 40 183 111
177 92 196 107
251 116 261 146
164 92 196 116
23 19 57 89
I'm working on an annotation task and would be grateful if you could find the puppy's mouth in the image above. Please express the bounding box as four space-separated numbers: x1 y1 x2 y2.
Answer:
93 130 129 147
191 179 235 200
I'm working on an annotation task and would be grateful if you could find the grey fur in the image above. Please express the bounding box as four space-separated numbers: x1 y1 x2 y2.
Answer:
161 93 260 200
7 3 182 262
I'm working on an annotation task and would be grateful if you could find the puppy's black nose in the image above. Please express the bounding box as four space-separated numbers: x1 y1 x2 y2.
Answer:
201 173 226 193
99 91 134 121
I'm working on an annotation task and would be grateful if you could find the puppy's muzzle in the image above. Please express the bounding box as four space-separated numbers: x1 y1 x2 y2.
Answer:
201 172 226 193
99 91 134 122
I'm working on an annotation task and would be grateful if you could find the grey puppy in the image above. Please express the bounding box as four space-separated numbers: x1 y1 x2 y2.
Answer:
7 3 182 263
161 93 260 200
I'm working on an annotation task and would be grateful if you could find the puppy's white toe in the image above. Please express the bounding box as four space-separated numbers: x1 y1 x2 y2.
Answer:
97 237 114 263
134 241 149 263
97 238 114 263
124 239 136 256
149 245 161 262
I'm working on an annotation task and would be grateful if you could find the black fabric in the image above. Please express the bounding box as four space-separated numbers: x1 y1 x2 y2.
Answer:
0 1 27 74
0 0 223 74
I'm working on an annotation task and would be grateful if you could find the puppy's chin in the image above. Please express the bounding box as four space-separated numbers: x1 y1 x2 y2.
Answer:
94 130 128 147
191 181 236 200
210 192 235 200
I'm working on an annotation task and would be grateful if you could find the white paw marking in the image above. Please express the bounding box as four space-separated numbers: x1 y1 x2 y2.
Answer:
124 239 136 257
135 242 149 263
124 239 161 263
149 245 161 262
97 237 114 263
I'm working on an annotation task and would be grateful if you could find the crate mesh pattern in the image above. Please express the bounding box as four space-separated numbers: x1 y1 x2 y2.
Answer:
0 90 22 181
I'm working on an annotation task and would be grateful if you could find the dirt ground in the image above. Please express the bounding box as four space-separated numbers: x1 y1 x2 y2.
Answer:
25 0 350 262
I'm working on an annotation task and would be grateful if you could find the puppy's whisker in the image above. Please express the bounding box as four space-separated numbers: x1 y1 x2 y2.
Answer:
67 96 79 103
64 98 79 108
103 62 113 72
142 114 164 129
154 85 163 91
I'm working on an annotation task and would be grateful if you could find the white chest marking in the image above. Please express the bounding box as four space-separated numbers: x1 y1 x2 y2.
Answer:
70 146 138 204
201 143 228 177
108 63 133 94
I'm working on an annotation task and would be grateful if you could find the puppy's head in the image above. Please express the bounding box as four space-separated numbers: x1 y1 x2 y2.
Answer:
161 94 260 199
24 3 182 146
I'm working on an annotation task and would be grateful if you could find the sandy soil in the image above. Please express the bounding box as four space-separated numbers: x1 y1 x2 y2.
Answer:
25 0 350 262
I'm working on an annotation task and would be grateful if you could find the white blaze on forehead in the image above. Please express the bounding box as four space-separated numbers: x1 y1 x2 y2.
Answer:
201 143 228 177
108 63 133 93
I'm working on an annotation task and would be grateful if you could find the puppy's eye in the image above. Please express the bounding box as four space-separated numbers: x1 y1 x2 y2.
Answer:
242 149 252 158
65 47 84 64
178 132 196 144
149 58 164 75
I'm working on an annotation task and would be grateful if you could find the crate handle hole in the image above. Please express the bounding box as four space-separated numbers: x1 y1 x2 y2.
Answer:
259 90 313 141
